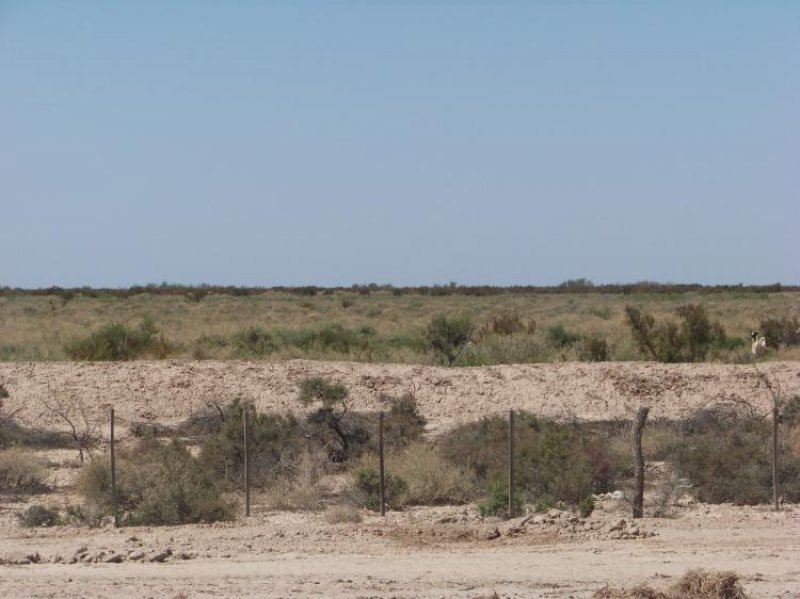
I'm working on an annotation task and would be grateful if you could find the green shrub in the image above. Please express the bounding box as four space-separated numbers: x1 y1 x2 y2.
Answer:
65 319 173 360
478 481 525 517
439 413 618 510
78 437 234 525
351 466 407 511
428 315 474 365
0 384 8 399
547 324 581 348
199 399 305 488
667 406 800 504
18 505 62 527
624 304 733 363
299 377 369 462
231 327 278 356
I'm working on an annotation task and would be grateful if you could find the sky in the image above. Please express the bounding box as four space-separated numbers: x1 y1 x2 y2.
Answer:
1 1 798 288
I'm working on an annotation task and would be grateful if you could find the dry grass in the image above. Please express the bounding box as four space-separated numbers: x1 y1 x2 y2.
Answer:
593 569 748 599
1 289 798 364
0 448 49 491
261 451 326 511
323 503 363 524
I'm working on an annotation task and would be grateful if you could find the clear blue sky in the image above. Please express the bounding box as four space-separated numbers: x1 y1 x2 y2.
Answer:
1 2 797 288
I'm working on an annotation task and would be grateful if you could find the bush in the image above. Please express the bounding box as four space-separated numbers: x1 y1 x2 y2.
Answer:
439 413 620 510
484 311 527 336
18 505 61 528
299 377 369 462
65 319 173 360
372 393 426 450
667 405 800 504
199 399 305 488
547 324 581 348
232 327 278 356
78 437 234 525
385 443 473 506
427 315 474 365
624 304 733 363
760 316 800 349
478 481 525 517
0 448 48 491
351 466 407 511
579 334 610 362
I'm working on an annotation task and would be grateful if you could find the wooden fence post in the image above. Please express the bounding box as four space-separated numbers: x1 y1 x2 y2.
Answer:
508 409 515 518
243 409 250 517
110 408 118 527
379 411 386 516
632 405 650 519
772 399 779 511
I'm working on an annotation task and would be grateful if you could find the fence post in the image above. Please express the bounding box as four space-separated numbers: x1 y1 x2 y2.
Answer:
508 408 515 518
110 408 118 527
243 409 250 517
379 411 386 516
632 405 650 519
772 398 779 511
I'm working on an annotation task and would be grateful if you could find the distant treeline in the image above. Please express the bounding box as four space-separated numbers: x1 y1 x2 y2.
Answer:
0 280 795 301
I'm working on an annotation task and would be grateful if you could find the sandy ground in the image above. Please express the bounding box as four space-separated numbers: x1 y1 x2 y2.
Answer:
1 360 797 432
2 360 800 598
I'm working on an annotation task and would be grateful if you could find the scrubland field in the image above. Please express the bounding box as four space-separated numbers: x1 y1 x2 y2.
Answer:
1 286 799 364
1 287 800 598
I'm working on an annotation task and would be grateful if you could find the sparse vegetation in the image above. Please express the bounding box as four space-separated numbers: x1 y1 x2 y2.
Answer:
78 437 234 525
64 319 173 361
1 287 797 364
0 448 48 491
17 505 62 528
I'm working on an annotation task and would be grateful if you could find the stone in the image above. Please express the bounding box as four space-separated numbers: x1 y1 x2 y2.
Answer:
128 550 145 561
104 553 124 563
481 526 501 541
148 548 173 563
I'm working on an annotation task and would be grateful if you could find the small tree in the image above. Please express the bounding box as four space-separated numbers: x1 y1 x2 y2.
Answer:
427 315 474 365
299 377 364 462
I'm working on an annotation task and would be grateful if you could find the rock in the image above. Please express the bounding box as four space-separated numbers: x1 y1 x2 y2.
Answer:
609 519 626 532
610 490 624 500
437 516 457 524
481 526 501 540
73 545 88 557
128 550 145 561
51 554 63 564
148 548 172 563
104 553 124 563
547 509 562 519
173 551 192 560
627 526 640 536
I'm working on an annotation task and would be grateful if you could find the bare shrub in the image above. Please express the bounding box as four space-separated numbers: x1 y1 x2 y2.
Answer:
18 505 62 528
39 385 101 463
0 448 48 491
593 569 748 599
672 569 748 599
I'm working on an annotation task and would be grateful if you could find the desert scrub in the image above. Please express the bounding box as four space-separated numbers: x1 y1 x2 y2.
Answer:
427 314 474 365
439 413 623 510
18 505 62 528
65 319 174 360
0 448 49 491
78 437 234 525
350 465 407 511
199 399 306 488
667 405 800 504
383 442 473 506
